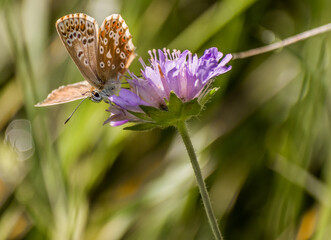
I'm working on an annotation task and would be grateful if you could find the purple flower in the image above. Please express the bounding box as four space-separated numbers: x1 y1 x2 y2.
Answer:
105 47 232 127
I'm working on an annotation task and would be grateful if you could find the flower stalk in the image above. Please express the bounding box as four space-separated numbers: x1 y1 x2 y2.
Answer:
177 121 223 240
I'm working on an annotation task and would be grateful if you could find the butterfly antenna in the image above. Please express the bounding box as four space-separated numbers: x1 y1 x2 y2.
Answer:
64 97 88 124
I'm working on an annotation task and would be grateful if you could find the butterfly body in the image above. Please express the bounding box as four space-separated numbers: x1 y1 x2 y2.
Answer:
35 13 135 107
90 78 121 103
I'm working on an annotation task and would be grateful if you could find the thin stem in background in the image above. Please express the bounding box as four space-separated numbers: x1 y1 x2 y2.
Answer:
177 121 223 240
232 22 331 60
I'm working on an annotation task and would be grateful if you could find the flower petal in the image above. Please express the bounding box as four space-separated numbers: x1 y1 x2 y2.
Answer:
110 89 147 111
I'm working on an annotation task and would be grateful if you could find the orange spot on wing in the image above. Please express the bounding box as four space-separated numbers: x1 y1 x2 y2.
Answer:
87 28 94 35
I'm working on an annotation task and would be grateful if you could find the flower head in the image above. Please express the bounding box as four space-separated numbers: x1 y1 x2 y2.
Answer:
105 47 232 128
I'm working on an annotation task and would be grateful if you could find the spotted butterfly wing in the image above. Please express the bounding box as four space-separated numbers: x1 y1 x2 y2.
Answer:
35 81 92 106
55 13 103 89
96 14 136 82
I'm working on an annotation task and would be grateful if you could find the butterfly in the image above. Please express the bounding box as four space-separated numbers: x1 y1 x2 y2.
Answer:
35 13 135 107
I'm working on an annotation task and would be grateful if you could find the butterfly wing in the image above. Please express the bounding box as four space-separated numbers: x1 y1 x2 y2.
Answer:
96 14 136 82
56 13 103 89
35 81 93 106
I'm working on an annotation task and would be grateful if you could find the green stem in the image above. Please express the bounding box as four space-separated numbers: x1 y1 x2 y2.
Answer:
176 121 223 240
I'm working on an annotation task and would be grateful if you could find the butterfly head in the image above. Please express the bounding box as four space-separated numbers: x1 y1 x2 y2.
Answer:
90 90 103 102
90 79 121 103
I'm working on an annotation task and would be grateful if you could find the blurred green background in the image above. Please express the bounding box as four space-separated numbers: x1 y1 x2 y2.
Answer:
1 0 331 239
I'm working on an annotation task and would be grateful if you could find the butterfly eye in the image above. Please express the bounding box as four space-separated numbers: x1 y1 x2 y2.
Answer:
91 91 102 102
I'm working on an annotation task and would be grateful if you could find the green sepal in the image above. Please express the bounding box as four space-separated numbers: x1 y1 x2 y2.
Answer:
139 105 171 123
181 98 201 117
167 91 184 115
127 110 153 121
199 87 219 106
168 91 201 120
